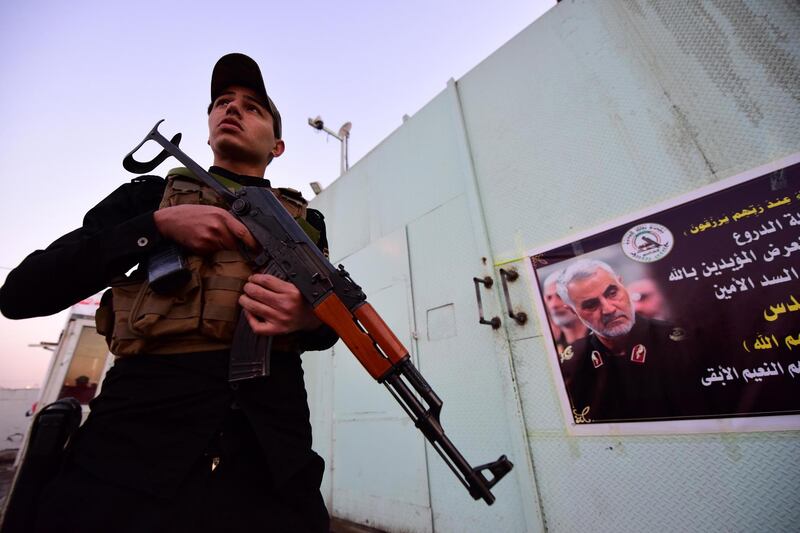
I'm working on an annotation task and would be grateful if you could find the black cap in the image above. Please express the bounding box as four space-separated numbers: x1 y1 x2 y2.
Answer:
210 53 282 139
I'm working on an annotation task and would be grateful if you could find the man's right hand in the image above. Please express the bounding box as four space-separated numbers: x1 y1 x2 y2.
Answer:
153 205 258 255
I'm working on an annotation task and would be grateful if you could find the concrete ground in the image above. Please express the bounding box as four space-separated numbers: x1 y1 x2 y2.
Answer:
330 517 387 533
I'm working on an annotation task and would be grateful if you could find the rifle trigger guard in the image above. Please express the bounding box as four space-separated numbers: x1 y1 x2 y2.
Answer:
123 119 183 174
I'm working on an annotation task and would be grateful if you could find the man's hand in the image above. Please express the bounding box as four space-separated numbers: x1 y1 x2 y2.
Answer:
153 205 258 255
239 274 323 336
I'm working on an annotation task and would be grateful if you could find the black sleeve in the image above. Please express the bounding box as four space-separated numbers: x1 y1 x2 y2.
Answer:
0 177 166 319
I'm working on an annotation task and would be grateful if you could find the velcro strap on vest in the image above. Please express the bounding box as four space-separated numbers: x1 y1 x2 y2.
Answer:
136 298 199 319
214 250 243 262
203 304 240 322
203 276 246 292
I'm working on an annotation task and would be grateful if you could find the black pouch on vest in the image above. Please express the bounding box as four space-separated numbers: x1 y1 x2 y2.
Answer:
146 242 191 294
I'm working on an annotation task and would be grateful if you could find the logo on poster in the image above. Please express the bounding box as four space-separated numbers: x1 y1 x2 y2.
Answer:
621 223 673 263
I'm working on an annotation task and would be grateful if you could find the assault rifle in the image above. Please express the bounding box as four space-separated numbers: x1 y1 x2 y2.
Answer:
122 120 513 505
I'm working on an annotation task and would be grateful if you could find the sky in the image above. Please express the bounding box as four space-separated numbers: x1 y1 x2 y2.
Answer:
0 0 556 388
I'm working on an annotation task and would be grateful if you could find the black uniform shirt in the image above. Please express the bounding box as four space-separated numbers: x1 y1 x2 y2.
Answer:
0 167 337 498
565 315 705 423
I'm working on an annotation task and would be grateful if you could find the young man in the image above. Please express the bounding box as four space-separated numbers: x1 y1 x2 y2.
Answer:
0 53 334 532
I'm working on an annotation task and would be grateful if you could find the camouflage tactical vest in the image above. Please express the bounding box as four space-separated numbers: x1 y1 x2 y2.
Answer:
96 168 319 356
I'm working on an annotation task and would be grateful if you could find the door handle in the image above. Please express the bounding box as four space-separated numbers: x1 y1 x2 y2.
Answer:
499 268 528 326
473 276 501 329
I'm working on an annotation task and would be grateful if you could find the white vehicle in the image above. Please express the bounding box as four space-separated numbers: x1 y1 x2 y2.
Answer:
13 295 112 466
1 296 112 528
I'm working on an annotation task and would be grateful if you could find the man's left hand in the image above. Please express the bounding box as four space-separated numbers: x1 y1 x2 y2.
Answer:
239 274 322 336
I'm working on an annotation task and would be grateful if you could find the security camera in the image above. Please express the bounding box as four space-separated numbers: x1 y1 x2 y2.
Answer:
308 116 324 130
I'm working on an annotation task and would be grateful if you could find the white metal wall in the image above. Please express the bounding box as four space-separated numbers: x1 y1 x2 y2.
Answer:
308 91 538 531
457 1 800 532
308 1 800 531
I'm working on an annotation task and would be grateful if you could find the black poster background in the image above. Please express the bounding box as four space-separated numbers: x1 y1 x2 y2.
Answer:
531 161 800 425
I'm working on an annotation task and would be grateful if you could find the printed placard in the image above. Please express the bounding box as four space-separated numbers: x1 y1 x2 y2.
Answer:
528 153 800 435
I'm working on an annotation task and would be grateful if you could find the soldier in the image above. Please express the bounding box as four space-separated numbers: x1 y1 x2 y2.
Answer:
556 259 703 422
542 269 588 357
628 277 671 321
0 53 335 532
542 270 588 390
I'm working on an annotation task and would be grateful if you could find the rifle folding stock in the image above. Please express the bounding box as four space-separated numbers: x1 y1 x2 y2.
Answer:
123 120 514 505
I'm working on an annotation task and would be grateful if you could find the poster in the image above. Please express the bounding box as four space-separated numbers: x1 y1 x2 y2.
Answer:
529 154 800 434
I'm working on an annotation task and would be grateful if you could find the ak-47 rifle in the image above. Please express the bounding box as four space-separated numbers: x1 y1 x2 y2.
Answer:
122 120 513 505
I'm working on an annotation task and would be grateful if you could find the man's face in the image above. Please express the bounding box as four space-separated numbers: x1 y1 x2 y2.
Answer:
208 85 282 168
544 281 578 328
628 278 666 320
566 268 634 338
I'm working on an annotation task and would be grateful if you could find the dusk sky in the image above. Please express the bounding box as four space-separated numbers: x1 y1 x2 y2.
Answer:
0 0 556 388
